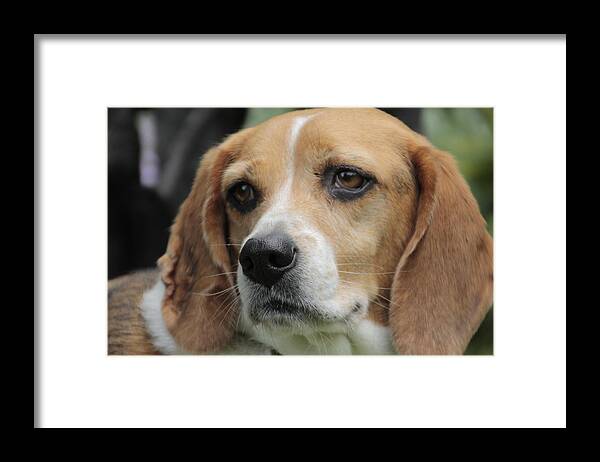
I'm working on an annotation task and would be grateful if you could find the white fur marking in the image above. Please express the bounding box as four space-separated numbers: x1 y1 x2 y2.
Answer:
238 307 394 355
140 279 183 354
288 115 313 158
349 319 396 355
279 115 313 204
242 115 315 246
235 112 396 355
140 278 274 355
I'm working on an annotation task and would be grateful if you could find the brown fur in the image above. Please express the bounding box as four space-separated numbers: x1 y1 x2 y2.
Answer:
107 269 160 355
157 129 254 353
389 144 493 354
108 108 493 355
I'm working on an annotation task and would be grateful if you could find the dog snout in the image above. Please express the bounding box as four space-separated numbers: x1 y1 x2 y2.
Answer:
239 233 297 288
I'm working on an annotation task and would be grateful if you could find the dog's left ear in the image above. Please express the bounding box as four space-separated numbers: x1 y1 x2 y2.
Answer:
157 128 253 353
389 142 493 354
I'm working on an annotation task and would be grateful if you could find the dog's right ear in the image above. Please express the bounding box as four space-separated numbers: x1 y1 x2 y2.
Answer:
157 128 253 353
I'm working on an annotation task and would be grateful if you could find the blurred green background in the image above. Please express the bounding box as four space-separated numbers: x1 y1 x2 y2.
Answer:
243 108 494 355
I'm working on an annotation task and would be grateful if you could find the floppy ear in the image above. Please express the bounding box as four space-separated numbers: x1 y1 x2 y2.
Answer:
157 129 251 353
389 144 493 355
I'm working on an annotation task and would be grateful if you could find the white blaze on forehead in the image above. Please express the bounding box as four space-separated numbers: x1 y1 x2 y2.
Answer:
278 115 314 200
287 115 314 160
252 116 312 231
244 114 316 244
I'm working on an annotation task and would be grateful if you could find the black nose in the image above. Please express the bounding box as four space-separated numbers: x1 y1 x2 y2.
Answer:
239 233 297 288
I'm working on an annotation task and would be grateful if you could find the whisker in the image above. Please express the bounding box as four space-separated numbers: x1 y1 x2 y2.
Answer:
217 294 241 330
338 271 396 275
338 280 393 291
234 301 244 332
369 298 390 311
203 271 238 278
336 279 395 310
191 285 239 297
336 263 386 268
207 290 240 325
374 293 401 307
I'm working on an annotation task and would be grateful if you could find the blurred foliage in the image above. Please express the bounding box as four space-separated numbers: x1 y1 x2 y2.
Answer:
243 108 296 128
244 108 494 355
422 108 493 235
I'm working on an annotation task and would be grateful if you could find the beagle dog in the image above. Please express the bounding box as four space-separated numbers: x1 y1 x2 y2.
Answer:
108 108 493 355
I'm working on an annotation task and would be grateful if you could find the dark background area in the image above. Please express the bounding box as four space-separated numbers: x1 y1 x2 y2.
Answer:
108 107 493 354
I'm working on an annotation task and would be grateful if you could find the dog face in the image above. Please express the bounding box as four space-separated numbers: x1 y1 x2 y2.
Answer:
158 108 493 354
223 110 416 332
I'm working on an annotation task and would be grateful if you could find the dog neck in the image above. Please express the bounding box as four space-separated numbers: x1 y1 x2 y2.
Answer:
141 278 394 355
237 307 395 355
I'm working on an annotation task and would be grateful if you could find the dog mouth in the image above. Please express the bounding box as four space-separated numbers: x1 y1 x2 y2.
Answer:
263 300 305 314
244 296 365 333
238 267 362 330
247 298 321 326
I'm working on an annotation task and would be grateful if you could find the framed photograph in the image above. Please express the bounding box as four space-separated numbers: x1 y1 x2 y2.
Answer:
35 35 566 428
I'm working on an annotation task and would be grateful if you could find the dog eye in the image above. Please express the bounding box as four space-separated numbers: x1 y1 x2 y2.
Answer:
227 182 258 212
335 170 366 190
232 183 254 203
324 166 375 201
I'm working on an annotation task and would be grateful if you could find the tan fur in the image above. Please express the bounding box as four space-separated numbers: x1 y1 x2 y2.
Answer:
389 144 493 354
157 129 254 353
108 108 493 355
